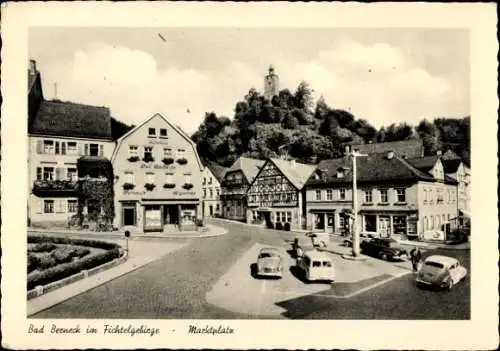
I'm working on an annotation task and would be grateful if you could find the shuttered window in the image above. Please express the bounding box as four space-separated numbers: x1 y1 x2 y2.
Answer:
99 144 104 156
36 140 43 154
84 144 89 156
36 167 42 180
61 142 66 155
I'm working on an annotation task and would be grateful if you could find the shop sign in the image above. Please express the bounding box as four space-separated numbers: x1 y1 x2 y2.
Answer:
123 190 145 196
141 164 176 170
173 190 196 196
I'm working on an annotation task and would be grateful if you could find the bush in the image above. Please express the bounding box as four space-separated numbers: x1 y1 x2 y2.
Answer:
284 222 291 231
51 247 77 264
38 255 57 270
196 218 203 227
27 254 39 273
28 235 120 250
275 222 283 230
29 243 57 253
266 221 274 229
28 248 121 290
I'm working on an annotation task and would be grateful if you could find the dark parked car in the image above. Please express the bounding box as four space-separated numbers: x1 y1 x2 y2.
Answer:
360 238 408 261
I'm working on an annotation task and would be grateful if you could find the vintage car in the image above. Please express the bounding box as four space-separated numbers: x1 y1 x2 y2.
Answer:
255 248 284 278
360 237 408 261
416 255 467 289
306 232 331 248
296 250 335 283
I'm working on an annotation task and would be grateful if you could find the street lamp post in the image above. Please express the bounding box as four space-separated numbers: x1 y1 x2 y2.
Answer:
350 150 367 257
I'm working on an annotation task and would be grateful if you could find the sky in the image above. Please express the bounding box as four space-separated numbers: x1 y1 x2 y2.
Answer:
29 27 470 135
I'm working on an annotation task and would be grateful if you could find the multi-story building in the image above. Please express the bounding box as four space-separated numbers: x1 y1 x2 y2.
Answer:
111 113 204 232
441 151 471 214
304 150 459 241
220 157 265 221
201 163 227 217
28 60 116 227
246 158 315 230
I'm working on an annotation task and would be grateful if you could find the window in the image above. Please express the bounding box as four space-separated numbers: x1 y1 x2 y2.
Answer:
68 200 78 213
44 200 54 213
339 188 346 200
339 215 346 229
67 142 77 155
177 149 186 158
209 177 213 184
61 142 66 155
431 216 435 229
364 215 377 232
276 212 281 222
315 190 321 200
145 173 154 184
326 189 333 200
380 189 388 203
163 148 172 158
436 215 441 229
216 204 220 211
203 177 206 185
55 141 60 155
89 143 99 156
442 214 446 223
209 189 213 198
424 216 428 230
43 167 54 181
148 128 156 136
393 216 407 234
216 188 220 196
448 214 451 221
67 168 77 181
396 188 406 202
43 140 54 154
203 189 207 198
424 189 428 203
36 167 42 180
160 128 167 137
129 146 139 157
337 171 344 178
124 172 134 184
428 189 433 203
287 212 292 223
144 146 153 159
364 189 373 203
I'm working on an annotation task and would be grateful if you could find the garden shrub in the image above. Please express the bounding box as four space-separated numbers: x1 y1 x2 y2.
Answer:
284 223 291 231
38 255 57 270
30 243 57 253
28 235 120 250
275 222 283 230
27 254 39 273
28 248 121 290
51 246 78 264
266 221 274 229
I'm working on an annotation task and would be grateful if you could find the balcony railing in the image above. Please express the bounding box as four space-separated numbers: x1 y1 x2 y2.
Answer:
32 179 78 196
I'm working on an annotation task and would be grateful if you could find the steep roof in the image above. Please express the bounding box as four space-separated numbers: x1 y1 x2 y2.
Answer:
29 100 112 140
406 156 439 172
350 139 424 159
306 154 436 186
270 158 316 190
203 160 228 183
226 157 265 183
441 158 462 174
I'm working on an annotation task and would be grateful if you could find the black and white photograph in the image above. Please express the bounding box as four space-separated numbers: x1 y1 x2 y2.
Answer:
1 2 498 350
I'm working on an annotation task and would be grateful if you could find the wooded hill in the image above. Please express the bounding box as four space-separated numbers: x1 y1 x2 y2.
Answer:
191 82 470 167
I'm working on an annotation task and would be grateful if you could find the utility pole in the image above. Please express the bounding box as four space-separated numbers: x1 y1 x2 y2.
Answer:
350 150 367 257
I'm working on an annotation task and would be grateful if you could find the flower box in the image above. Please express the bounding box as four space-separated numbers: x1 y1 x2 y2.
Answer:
127 156 140 162
144 183 156 191
182 183 193 190
143 155 155 163
177 158 188 165
162 157 175 165
123 182 135 190
163 183 176 189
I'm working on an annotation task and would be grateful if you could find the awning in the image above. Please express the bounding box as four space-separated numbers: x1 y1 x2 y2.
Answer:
459 209 471 218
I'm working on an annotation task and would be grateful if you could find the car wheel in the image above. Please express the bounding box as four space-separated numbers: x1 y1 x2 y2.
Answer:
380 252 388 261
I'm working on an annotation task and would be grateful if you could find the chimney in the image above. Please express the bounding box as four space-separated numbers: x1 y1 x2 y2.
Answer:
290 159 296 168
387 151 394 159
29 59 37 75
436 150 442 156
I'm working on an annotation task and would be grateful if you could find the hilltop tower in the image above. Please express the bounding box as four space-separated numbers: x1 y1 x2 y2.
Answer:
264 65 279 99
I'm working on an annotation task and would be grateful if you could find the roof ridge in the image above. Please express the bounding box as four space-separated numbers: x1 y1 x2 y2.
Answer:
396 155 434 180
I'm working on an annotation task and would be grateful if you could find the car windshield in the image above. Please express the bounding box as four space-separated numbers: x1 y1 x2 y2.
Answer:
259 252 277 259
425 261 444 269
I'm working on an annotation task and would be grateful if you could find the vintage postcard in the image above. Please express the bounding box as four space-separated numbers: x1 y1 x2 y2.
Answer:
1 2 498 350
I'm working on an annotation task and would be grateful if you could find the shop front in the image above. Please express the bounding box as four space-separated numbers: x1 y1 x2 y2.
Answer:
360 211 418 239
141 200 199 232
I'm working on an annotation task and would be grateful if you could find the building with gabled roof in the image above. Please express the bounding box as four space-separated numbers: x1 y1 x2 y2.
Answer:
304 150 459 241
201 161 228 218
246 158 315 230
111 113 203 232
220 156 265 221
27 60 131 228
348 139 424 159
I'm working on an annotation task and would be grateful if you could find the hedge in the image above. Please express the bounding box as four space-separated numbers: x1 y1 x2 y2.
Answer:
275 222 283 230
284 223 291 231
28 235 120 250
29 243 57 253
28 248 121 290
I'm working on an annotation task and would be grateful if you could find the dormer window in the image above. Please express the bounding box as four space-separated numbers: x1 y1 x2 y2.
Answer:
160 128 167 137
337 171 344 178
148 128 156 136
314 172 321 180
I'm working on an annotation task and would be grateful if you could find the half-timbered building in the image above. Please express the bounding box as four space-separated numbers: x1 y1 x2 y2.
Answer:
246 158 315 230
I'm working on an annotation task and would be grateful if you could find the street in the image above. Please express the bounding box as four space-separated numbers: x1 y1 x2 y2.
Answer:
31 219 470 319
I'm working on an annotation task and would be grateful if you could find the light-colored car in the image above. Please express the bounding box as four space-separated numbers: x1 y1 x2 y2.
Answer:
416 255 467 289
297 250 335 283
256 248 283 278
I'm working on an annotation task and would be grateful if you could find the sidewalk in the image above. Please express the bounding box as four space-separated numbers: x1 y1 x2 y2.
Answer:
28 223 228 240
28 238 188 316
399 239 470 250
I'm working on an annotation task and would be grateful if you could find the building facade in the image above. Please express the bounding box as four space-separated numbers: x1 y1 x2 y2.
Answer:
201 165 225 217
27 60 116 227
111 113 203 232
220 157 265 221
246 158 315 230
305 151 458 241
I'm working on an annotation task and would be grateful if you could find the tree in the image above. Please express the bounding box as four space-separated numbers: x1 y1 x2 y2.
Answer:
294 81 314 112
314 95 329 120
281 113 299 129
